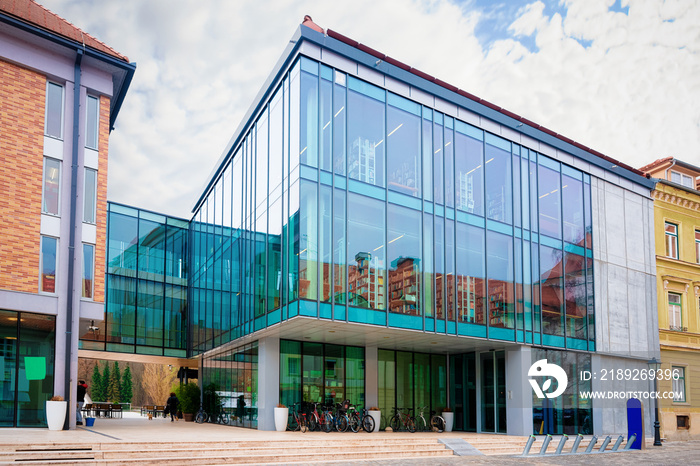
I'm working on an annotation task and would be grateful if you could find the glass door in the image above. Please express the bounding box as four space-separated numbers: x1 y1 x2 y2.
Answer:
480 350 506 433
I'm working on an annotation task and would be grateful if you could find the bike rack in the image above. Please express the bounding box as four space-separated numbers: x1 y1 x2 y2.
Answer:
520 432 639 457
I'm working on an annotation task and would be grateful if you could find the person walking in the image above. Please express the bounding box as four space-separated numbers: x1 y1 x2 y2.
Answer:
166 392 179 422
76 380 87 425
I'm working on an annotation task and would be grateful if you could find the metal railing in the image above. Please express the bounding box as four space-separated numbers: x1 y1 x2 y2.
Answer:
521 433 638 457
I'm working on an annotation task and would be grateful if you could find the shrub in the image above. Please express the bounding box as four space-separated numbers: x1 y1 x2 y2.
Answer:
175 382 200 414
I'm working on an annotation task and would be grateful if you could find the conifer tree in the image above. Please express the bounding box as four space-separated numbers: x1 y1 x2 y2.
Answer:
121 364 133 404
102 363 111 401
107 361 121 403
91 363 104 402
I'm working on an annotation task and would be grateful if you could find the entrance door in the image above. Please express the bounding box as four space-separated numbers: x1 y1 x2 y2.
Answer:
449 352 476 431
480 351 506 433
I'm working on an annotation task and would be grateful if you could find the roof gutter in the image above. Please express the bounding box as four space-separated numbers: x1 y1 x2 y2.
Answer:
0 11 136 130
63 48 82 430
664 159 677 182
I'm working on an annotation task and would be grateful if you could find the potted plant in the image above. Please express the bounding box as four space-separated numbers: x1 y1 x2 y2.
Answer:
441 407 454 432
175 382 200 422
368 406 381 433
46 395 67 431
274 403 288 432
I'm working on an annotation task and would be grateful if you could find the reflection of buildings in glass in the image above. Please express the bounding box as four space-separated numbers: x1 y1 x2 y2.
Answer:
388 162 419 196
388 256 419 315
457 275 479 323
349 138 376 184
347 252 384 309
458 172 475 212
488 186 505 221
487 281 512 328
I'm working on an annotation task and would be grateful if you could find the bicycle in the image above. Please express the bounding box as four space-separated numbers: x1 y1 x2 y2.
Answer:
361 407 376 433
389 407 415 433
334 400 350 433
346 404 361 433
194 403 207 424
429 410 445 433
287 402 308 433
212 409 230 425
414 406 429 432
308 402 333 433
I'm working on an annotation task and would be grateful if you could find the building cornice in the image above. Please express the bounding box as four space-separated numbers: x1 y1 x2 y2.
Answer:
652 189 700 212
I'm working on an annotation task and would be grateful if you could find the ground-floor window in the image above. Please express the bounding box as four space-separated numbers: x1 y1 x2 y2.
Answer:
377 349 447 430
201 342 258 428
280 340 364 409
0 310 56 427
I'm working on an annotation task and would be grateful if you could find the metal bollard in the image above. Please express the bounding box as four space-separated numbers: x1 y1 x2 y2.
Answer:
521 434 536 456
585 435 598 453
570 433 584 453
539 434 553 455
599 435 612 452
624 434 637 451
612 435 624 451
555 434 569 455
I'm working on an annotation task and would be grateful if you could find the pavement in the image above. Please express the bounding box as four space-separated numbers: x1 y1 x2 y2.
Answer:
1 412 698 464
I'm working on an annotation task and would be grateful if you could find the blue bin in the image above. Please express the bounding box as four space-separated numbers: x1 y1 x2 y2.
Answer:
85 417 95 427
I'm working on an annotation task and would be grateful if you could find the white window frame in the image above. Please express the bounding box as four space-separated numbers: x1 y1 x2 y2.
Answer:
665 222 678 259
39 235 58 294
44 81 64 140
672 366 686 403
83 168 97 224
85 95 99 149
669 292 682 330
670 170 694 188
41 157 61 216
695 230 700 264
82 243 95 299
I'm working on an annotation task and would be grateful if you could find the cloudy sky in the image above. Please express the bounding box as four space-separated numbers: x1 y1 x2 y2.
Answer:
48 0 700 218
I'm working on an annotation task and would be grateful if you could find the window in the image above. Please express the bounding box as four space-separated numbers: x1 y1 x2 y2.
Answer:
40 236 57 293
42 158 61 216
668 293 682 330
82 243 94 299
673 366 686 402
677 415 690 430
665 222 678 259
45 82 63 139
696 230 700 263
85 95 99 149
670 171 694 188
83 168 97 224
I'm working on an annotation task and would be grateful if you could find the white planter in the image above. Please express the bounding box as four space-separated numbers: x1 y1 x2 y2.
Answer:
46 401 67 431
442 412 454 432
368 410 381 433
274 407 288 432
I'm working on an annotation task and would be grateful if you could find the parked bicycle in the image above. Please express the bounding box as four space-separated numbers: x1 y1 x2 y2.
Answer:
414 406 430 432
194 403 207 424
389 407 416 433
360 407 376 433
287 402 308 433
429 410 445 433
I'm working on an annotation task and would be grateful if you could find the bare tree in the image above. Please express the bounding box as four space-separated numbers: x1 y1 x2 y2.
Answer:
140 364 177 406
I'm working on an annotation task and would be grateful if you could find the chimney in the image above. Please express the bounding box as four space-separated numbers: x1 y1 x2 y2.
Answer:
302 15 324 34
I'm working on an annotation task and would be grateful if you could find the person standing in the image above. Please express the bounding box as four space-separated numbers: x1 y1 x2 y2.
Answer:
76 380 87 425
166 392 179 422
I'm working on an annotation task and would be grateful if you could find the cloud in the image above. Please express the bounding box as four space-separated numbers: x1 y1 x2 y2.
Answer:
47 0 700 217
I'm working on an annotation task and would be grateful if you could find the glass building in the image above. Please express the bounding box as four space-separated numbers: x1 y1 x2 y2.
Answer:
102 21 660 435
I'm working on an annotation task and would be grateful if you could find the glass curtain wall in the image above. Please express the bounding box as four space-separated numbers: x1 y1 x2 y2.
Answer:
0 311 56 428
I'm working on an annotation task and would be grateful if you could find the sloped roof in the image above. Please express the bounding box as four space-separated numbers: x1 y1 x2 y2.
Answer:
638 157 673 174
0 0 128 62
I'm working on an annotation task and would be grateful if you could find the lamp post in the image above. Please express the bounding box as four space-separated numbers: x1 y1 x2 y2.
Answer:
647 357 662 446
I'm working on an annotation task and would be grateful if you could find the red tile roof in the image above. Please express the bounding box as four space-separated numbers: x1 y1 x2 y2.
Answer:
638 157 673 174
322 27 645 178
0 0 129 62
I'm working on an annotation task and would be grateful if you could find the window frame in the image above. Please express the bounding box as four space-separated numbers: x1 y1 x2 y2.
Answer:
85 94 99 149
672 366 686 403
42 157 61 216
82 243 95 299
668 292 683 330
695 230 700 264
39 235 58 294
83 168 98 224
665 222 679 259
44 81 64 140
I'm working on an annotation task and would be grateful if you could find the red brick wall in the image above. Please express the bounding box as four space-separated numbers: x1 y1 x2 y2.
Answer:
0 59 45 293
93 95 110 303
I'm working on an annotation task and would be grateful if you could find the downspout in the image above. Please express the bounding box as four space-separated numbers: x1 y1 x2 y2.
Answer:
64 48 83 430
664 159 677 182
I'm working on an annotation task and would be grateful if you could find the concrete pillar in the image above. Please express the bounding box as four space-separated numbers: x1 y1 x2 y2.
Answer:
506 346 533 436
257 336 280 431
365 346 378 409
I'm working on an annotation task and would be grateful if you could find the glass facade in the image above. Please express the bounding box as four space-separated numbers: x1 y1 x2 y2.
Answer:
189 55 595 350
0 311 56 427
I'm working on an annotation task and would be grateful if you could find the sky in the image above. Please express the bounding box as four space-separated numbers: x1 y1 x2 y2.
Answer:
47 0 700 219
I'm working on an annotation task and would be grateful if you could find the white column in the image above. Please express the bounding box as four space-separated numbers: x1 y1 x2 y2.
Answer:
365 346 378 409
257 336 280 431
506 346 533 436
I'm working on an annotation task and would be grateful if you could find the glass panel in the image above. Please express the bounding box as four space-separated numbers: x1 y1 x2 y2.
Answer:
497 352 506 433
45 82 63 139
40 236 57 293
565 252 586 339
333 189 346 304
435 217 445 319
423 213 434 318
387 204 421 316
86 95 99 149
665 223 678 259
83 168 97 224
320 77 332 171
422 114 432 201
138 219 165 277
696 230 700 263
346 346 365 408
290 62 300 171
378 349 395 429
584 181 592 249
302 342 323 403
300 70 318 167
267 195 282 311
562 174 584 245
456 223 485 324
530 161 538 233
106 275 136 345
487 231 514 329
0 311 18 426
444 124 454 208
521 157 530 230
397 352 414 411
319 185 332 302
669 293 682 329
455 131 483 215
485 143 512 224
136 279 163 347
324 345 345 405
414 353 430 416
387 101 421 197
347 193 385 310
513 154 521 228
299 180 317 300
269 88 283 195
540 245 564 336
586 256 594 340
433 119 444 204
17 313 55 427
164 284 186 349
348 84 384 187
481 352 495 432
446 219 455 321
280 340 302 407
539 165 562 240
82 243 94 299
430 354 447 413
42 158 60 216
333 77 346 175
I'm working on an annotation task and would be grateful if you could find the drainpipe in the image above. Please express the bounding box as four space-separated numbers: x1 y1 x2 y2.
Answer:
664 159 677 182
63 48 83 430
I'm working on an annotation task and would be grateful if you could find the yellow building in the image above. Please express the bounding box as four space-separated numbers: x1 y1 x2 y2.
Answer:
641 158 700 440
